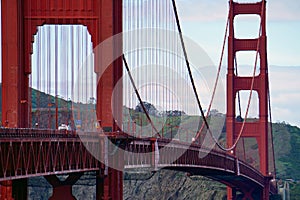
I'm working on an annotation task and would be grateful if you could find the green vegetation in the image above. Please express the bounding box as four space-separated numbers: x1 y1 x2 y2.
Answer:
273 123 300 180
1 87 300 198
128 103 300 198
290 183 300 200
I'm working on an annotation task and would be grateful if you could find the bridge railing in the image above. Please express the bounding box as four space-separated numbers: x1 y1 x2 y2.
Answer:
0 128 102 181
0 128 276 194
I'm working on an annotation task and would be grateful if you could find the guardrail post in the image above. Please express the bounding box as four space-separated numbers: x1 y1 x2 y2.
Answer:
150 138 155 169
150 137 158 171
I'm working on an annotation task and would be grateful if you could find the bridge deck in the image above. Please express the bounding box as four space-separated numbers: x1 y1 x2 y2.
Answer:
0 128 276 195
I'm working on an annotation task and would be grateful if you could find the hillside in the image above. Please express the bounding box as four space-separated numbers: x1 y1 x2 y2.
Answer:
122 119 300 200
0 87 299 199
272 123 300 180
121 115 300 199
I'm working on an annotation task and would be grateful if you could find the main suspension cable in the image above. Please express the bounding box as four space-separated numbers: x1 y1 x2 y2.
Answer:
225 0 266 151
267 66 276 178
171 0 265 151
171 0 209 138
194 3 230 141
217 0 266 151
171 0 231 150
122 55 161 138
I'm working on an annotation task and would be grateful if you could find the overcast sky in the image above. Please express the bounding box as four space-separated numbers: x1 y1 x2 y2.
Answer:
176 0 300 127
0 0 299 127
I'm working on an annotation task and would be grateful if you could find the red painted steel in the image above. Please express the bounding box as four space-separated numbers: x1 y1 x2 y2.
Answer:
2 0 122 127
1 0 276 199
0 181 13 200
0 130 277 196
45 173 83 200
226 0 270 199
0 130 99 181
95 1 123 199
1 0 123 199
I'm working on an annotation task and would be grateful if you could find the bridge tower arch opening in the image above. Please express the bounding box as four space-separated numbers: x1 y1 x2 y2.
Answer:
30 24 97 130
2 0 123 129
1 0 123 199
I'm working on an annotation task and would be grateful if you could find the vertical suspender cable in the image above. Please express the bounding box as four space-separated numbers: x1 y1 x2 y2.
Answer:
82 26 87 127
167 1 170 124
66 26 70 125
148 0 152 108
86 29 89 125
163 0 166 118
78 26 82 126
47 26 51 129
235 57 242 118
42 28 47 128
268 69 276 178
55 25 58 129
129 0 132 109
27 0 32 128
156 0 159 127
37 29 41 126
71 26 74 127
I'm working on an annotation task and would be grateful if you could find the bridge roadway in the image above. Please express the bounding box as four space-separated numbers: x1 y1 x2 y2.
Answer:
0 128 276 195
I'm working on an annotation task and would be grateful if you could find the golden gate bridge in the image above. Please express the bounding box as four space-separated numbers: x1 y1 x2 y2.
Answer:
1 0 277 199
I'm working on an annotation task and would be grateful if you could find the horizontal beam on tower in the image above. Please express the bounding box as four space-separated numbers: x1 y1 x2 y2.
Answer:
232 2 263 16
234 38 260 52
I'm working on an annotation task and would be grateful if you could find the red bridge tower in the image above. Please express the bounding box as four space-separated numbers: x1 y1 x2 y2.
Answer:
1 0 123 199
226 0 272 199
